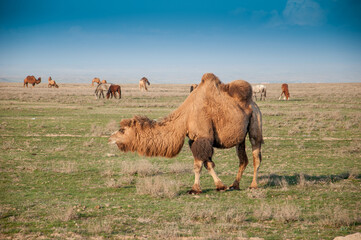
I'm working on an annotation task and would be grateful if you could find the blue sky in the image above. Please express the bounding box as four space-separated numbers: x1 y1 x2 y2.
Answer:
0 0 360 84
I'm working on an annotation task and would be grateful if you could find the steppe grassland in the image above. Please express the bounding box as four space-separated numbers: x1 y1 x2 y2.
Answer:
0 81 360 239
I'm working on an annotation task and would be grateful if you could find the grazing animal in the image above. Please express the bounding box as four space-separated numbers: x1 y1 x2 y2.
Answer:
109 73 263 194
101 80 107 84
92 77 101 86
190 84 198 92
23 76 41 88
279 83 290 100
94 83 111 99
48 77 59 88
106 84 122 99
139 77 150 91
252 85 266 101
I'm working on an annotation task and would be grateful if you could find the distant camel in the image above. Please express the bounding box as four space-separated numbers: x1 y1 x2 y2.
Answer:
92 78 101 86
190 84 198 92
279 84 290 100
48 77 59 88
106 84 122 99
110 73 263 194
101 80 107 84
95 83 111 99
24 76 41 88
253 85 266 101
139 77 150 91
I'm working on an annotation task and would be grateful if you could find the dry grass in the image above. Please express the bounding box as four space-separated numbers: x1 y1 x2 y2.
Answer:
318 206 360 227
253 203 273 221
168 162 193 174
52 161 77 173
105 176 134 188
183 205 247 224
84 219 113 234
136 176 180 198
119 159 160 176
83 138 96 147
274 203 301 222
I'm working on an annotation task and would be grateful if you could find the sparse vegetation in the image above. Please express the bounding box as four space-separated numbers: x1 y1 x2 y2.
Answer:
0 82 360 239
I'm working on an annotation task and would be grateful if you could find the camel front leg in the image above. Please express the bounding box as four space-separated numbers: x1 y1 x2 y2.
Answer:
229 141 248 190
189 138 227 193
189 158 203 194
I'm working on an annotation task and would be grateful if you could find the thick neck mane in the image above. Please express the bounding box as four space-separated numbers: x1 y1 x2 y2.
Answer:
122 109 188 158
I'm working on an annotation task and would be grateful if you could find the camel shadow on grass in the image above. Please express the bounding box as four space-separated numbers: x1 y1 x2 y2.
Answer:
259 172 361 188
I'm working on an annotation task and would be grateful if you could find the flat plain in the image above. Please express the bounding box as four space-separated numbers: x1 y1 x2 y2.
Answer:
0 81 360 239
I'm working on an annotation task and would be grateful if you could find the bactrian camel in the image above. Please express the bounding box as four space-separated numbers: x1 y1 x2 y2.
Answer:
24 76 41 88
92 77 101 86
139 77 150 91
109 73 263 194
48 77 59 88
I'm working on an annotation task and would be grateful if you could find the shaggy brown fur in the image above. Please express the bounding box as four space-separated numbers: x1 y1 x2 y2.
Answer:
190 84 198 92
92 78 100 87
23 76 41 88
139 77 150 91
48 77 59 88
279 83 290 100
110 73 263 194
106 84 122 99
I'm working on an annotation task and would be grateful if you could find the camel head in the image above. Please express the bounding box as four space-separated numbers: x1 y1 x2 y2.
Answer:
109 118 137 152
37 77 41 84
48 77 52 81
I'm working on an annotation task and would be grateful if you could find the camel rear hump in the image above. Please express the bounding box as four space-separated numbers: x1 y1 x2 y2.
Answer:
221 80 253 103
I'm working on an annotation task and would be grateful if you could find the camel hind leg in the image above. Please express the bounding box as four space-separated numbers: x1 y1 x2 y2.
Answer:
248 101 263 189
229 140 248 190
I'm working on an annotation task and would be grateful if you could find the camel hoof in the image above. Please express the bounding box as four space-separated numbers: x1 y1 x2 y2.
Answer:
249 186 258 189
228 185 240 190
188 189 202 195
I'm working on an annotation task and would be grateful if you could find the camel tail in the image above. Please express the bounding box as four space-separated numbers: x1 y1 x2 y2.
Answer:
248 101 264 145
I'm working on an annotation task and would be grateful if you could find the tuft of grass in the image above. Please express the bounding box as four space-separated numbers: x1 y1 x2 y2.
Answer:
318 206 360 227
105 176 134 188
119 159 160 176
83 138 96 147
168 162 193 174
136 176 180 198
253 203 273 221
274 203 301 222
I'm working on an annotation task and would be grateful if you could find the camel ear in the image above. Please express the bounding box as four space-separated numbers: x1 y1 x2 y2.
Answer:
120 119 132 127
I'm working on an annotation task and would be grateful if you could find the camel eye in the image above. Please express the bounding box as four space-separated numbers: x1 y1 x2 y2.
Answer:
119 128 125 133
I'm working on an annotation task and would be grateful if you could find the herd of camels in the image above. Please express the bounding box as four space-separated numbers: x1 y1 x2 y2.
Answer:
23 75 290 101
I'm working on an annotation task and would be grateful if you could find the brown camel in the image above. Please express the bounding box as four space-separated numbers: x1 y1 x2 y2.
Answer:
190 84 198 92
106 84 122 99
279 83 290 100
109 73 263 194
48 77 59 88
23 76 41 88
139 77 150 91
92 77 101 86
